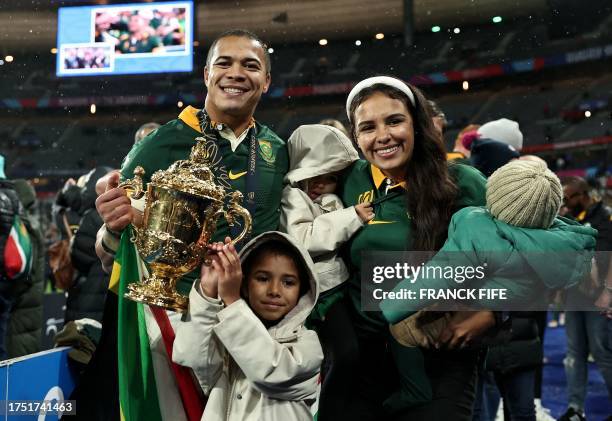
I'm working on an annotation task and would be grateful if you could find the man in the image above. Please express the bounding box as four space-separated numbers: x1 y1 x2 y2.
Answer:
79 29 287 421
96 29 288 279
0 158 16 360
446 124 479 165
7 179 44 358
558 176 612 421
133 121 160 144
428 100 447 135
117 12 163 54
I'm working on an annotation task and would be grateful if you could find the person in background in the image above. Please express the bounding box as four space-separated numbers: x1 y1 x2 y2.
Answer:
62 166 113 324
6 179 44 358
558 176 612 421
477 118 523 152
428 100 447 135
319 118 350 138
447 124 480 165
0 155 25 359
133 121 160 144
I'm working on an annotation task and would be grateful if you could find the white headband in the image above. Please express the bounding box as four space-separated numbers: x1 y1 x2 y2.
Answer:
345 76 416 121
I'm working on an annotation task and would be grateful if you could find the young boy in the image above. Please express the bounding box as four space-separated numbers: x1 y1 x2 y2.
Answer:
173 231 323 421
380 159 597 347
280 124 373 294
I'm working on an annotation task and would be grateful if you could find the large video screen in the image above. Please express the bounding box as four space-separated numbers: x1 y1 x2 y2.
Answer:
56 1 193 77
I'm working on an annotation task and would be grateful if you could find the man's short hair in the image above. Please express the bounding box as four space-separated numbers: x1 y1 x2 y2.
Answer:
561 176 591 193
428 100 447 122
205 29 271 74
134 122 161 144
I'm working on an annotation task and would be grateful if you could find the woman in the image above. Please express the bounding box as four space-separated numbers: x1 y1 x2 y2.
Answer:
336 76 496 420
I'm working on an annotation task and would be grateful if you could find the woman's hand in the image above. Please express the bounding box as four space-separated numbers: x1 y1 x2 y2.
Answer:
355 202 374 223
436 310 495 350
213 237 243 306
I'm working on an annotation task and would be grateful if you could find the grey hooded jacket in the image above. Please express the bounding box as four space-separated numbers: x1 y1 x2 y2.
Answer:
280 124 362 293
173 232 323 421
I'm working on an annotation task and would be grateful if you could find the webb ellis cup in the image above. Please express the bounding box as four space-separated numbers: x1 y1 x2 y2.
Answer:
120 136 252 312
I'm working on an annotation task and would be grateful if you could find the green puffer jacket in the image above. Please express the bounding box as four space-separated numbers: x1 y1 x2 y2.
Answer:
381 206 597 324
7 179 44 358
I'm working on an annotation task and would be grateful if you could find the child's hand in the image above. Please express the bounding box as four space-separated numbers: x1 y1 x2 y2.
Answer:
355 202 374 223
214 237 243 306
200 242 224 298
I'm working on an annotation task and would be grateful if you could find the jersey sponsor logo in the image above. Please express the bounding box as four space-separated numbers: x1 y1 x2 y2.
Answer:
358 190 374 204
258 140 276 164
228 170 247 180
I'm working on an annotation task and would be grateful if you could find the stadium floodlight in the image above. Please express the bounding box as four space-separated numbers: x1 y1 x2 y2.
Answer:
177 101 184 108
90 104 96 114
585 110 592 118
355 40 362 46
431 26 441 33
462 81 469 91
375 33 385 40
492 16 502 23
319 39 328 46
51 48 58 54
5 56 14 63
268 47 274 54
453 28 461 34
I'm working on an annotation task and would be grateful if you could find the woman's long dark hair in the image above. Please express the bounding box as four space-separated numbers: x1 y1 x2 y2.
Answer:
349 82 458 251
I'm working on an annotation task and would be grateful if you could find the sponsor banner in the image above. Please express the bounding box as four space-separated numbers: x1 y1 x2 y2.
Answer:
522 135 612 153
41 293 66 351
0 347 78 420
2 44 612 109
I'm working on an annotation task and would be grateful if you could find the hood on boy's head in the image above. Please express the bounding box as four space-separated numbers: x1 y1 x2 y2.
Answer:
238 231 319 333
285 124 359 186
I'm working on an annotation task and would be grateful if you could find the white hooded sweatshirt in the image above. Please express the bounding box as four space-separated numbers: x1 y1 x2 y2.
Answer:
280 124 362 293
173 232 323 421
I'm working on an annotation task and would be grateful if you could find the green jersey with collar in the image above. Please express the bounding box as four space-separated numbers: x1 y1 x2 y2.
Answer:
120 106 288 292
341 160 487 331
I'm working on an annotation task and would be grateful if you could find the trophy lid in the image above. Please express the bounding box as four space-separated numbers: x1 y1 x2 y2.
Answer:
149 136 226 201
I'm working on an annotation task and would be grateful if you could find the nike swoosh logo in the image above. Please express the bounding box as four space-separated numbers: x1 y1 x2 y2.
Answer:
228 170 247 180
368 220 396 225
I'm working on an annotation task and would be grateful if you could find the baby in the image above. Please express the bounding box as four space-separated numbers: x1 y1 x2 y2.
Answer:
381 159 597 347
280 124 373 294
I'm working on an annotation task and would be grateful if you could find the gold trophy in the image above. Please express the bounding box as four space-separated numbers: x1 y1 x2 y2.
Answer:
119 137 252 312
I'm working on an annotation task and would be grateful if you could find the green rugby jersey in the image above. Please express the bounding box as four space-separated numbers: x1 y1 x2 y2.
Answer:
120 106 288 292
341 160 487 332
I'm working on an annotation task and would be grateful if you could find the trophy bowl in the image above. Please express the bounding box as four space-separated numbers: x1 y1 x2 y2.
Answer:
120 138 252 312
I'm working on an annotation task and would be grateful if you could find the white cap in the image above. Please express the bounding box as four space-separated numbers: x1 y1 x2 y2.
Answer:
477 118 523 151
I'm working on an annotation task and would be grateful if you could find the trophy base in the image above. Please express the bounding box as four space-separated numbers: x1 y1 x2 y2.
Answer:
125 281 188 313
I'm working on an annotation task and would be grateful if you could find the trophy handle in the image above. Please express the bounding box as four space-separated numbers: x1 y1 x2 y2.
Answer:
223 191 253 245
118 166 146 200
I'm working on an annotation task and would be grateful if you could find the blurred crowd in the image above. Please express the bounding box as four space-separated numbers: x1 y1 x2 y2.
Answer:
94 8 187 54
